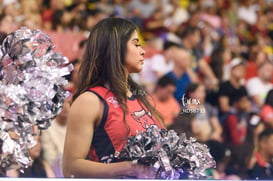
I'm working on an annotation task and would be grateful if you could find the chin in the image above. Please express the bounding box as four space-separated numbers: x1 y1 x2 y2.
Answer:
129 67 143 73
135 68 143 73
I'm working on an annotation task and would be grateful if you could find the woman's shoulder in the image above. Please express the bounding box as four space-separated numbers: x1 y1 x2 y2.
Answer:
71 91 102 114
88 85 114 99
74 91 101 104
69 91 104 127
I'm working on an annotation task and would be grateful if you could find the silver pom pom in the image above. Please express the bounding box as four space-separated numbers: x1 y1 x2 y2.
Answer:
0 27 73 171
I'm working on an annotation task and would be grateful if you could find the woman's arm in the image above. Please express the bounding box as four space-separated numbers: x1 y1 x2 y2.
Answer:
218 96 230 113
62 92 153 178
43 160 56 178
210 116 223 142
186 67 199 83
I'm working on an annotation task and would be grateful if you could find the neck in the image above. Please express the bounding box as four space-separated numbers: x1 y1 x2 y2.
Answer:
230 76 241 88
154 92 166 102
173 65 185 78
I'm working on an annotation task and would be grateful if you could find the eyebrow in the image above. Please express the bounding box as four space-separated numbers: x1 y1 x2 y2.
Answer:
132 38 139 42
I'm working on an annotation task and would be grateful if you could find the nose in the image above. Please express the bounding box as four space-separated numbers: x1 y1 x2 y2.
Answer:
140 47 145 56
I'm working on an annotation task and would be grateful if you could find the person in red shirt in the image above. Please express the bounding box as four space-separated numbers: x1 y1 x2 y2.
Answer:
224 88 251 145
150 75 180 127
63 18 164 178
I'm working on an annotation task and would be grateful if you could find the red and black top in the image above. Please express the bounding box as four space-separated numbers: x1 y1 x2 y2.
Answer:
86 86 162 163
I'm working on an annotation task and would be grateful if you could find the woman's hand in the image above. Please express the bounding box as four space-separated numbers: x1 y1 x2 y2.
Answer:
123 161 157 179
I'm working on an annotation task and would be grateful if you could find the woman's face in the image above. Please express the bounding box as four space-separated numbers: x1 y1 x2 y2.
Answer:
231 64 245 80
0 15 17 34
190 85 206 103
125 31 145 73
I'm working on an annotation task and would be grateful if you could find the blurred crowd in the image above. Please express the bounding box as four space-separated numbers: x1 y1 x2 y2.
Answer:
1 0 273 180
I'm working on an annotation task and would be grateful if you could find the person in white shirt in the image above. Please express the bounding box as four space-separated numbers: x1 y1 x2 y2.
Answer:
41 100 70 177
140 41 178 93
140 53 174 92
246 61 273 112
237 0 258 25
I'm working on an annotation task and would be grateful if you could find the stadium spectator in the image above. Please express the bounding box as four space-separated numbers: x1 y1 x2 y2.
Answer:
218 57 247 123
140 41 176 93
248 128 273 179
184 83 222 142
209 46 232 83
150 75 180 127
41 100 70 177
246 61 273 112
224 88 251 146
164 42 198 103
178 26 218 90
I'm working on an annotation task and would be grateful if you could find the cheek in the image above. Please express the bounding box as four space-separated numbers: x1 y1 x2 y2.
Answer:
125 46 134 61
126 48 139 64
267 67 273 74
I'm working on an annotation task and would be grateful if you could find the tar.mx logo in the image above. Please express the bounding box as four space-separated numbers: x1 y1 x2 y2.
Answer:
181 94 205 114
131 89 147 96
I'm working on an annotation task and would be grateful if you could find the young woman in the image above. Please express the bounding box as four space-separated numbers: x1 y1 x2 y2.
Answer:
63 18 163 178
184 83 222 142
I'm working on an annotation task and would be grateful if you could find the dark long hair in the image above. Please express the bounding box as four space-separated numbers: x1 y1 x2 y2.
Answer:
73 18 163 130
209 47 225 82
185 83 200 99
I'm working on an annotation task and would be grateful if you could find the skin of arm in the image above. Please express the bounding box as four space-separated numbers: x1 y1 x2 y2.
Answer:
186 67 199 83
198 59 217 80
210 116 223 141
43 160 56 178
251 95 263 109
62 92 154 178
41 130 58 165
198 59 218 89
191 119 201 137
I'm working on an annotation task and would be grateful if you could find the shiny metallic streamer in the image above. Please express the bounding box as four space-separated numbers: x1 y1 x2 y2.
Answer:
0 27 73 172
116 125 216 179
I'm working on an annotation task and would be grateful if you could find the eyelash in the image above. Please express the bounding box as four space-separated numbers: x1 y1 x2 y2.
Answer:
136 44 141 47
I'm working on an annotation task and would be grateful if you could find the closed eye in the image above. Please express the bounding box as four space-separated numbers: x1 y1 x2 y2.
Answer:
135 44 141 47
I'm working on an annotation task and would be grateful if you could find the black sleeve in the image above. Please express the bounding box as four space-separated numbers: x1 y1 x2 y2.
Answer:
218 82 230 97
